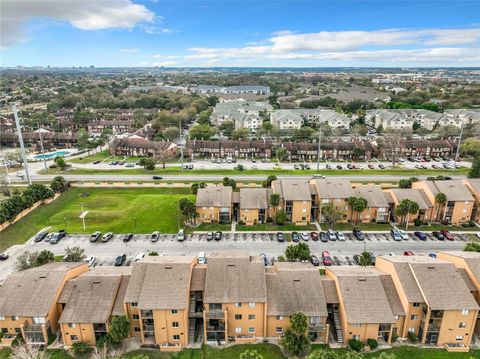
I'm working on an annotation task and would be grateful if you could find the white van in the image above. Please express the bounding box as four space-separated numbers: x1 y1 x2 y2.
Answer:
198 252 206 264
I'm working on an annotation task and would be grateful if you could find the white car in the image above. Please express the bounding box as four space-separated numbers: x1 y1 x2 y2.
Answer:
150 231 160 242
134 253 146 262
198 252 206 264
177 229 185 242
327 229 337 241
336 231 346 241
476 233 480 239
85 256 96 267
398 230 409 240
300 232 310 241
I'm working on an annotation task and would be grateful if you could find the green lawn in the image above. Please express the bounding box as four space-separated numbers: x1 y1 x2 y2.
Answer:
410 224 479 232
191 223 232 232
0 188 194 251
363 347 480 359
67 150 112 164
332 223 393 231
236 223 317 231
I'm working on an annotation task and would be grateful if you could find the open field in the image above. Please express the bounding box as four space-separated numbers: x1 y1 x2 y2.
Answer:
0 188 193 251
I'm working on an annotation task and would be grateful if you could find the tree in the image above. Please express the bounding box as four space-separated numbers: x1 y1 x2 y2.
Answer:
382 129 406 167
461 138 480 158
63 247 86 262
197 109 212 125
321 202 344 229
275 147 289 162
222 177 236 189
36 250 55 266
269 193 280 220
275 209 286 225
294 127 314 141
50 176 69 193
178 198 197 224
10 344 48 359
282 312 310 356
232 128 249 140
262 175 277 188
352 147 364 160
347 197 368 224
190 182 206 194
285 242 310 261
359 251 373 266
434 192 447 222
219 121 235 138
163 126 179 141
15 251 39 271
468 156 480 179
139 157 155 171
77 129 90 150
189 124 215 140
398 179 412 188
107 316 130 344
239 349 264 359
54 156 67 170
395 199 419 229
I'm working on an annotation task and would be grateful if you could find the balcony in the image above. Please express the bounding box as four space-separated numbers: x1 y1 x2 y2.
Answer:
206 323 225 332
206 310 225 320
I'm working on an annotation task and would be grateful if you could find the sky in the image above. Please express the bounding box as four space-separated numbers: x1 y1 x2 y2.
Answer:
1 0 479 67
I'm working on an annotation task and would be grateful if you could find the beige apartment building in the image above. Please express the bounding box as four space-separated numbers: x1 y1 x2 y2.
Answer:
271 180 313 225
196 186 233 223
310 178 354 223
0 263 88 346
236 188 271 225
352 185 390 223
384 187 434 224
376 255 479 346
58 267 131 346
462 179 480 222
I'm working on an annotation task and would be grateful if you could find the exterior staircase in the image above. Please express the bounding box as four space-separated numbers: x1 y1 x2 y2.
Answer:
332 311 343 344
188 318 196 344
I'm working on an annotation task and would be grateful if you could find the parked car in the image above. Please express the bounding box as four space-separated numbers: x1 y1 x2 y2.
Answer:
0 253 9 260
101 232 114 242
93 160 101 164
85 256 96 267
214 231 222 241
403 251 414 256
260 253 268 266
428 253 437 258
368 252 376 265
353 255 361 265
368 164 374 169
440 229 455 241
327 229 337 241
301 232 310 241
123 233 134 242
206 232 214 241
336 165 343 170
310 232 319 241
177 229 186 242
322 251 333 266
414 231 427 241
378 164 385 169
336 231 346 241
89 231 101 242
476 232 480 239
198 252 207 264
134 253 146 262
44 233 54 242
292 232 300 242
353 228 364 241
276 232 285 242
50 230 67 244
398 230 409 240
390 229 402 241
320 232 329 242
34 231 48 242
432 231 445 240
153 175 163 180
114 254 127 266
150 231 160 242
326 164 332 170
126 163 134 168
310 255 320 266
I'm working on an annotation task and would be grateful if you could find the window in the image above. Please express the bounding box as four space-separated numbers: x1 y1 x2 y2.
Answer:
456 336 463 341
131 302 138 307
276 327 283 334
352 335 360 340
70 335 78 342
248 327 255 333
248 315 255 320
235 327 242 334
1 329 7 334
276 316 283 321
12 316 18 321
173 335 180 341
33 317 45 324
14 328 21 334
408 328 415 333
412 303 420 307
172 322 179 328
248 302 255 308
459 322 467 328
134 327 141 333
68 323 76 328
462 310 470 315
352 323 361 328
394 316 399 320
235 314 242 320
171 310 178 314
235 303 242 308
132 315 139 320
0 316 5 320
410 315 418 320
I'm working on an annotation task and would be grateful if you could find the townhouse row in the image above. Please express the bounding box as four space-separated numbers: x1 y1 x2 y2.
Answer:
195 178 480 226
1 251 479 351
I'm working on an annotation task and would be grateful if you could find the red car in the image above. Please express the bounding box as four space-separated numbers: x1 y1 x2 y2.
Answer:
310 232 319 241
322 251 333 266
403 251 415 256
440 230 454 241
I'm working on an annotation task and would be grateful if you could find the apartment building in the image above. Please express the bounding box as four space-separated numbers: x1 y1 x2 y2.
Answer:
203 252 267 344
123 256 197 349
310 178 354 223
444 109 480 127
326 267 405 345
412 180 474 225
186 140 274 159
196 186 233 223
265 263 329 343
210 100 273 131
270 109 350 130
58 267 131 346
463 179 480 222
366 109 448 131
352 185 390 223
271 180 313 225
376 256 479 346
384 188 434 224
437 251 480 335
0 263 88 346
235 188 271 225
109 136 178 158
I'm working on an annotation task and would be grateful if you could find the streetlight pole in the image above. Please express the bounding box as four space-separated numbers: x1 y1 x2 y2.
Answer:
36 124 48 173
12 104 32 185
316 127 322 172
453 122 464 172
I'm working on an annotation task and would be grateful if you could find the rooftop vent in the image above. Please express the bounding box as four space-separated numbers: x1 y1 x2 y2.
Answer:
358 278 366 282
228 264 235 267
93 280 101 284
165 266 173 269
39 275 47 279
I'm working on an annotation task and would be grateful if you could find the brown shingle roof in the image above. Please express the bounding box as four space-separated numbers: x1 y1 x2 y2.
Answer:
272 180 312 201
379 275 406 317
390 188 433 210
190 264 207 291
314 178 354 199
320 277 339 304
204 251 267 303
422 180 474 202
240 188 269 209
354 185 389 208
438 251 480 284
266 263 328 317
457 268 478 292
196 186 233 207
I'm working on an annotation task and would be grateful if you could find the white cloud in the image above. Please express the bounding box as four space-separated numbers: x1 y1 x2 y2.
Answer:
1 0 155 49
121 48 138 53
145 26 175 34
152 61 177 66
151 54 180 59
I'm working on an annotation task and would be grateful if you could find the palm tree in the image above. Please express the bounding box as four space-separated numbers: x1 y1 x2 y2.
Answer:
434 192 447 222
395 199 419 230
269 193 280 222
348 196 368 224
359 251 373 266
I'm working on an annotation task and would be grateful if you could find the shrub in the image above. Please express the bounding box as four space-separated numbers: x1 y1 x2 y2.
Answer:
277 255 285 262
96 335 109 349
367 338 378 349
148 251 159 256
348 339 364 352
414 218 422 226
71 341 91 354
391 333 399 343
47 333 57 345
237 220 245 225
407 331 417 342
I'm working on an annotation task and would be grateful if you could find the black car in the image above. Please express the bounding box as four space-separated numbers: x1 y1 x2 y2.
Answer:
304 164 310 170
336 165 343 169
93 160 101 164
310 255 320 266
50 230 66 244
292 232 300 242
0 253 9 261
114 254 127 266
214 231 222 241
153 175 163 180
319 232 329 243
353 228 365 241
432 231 445 240
206 232 214 241
89 231 101 242
123 233 134 242
276 232 285 242
353 254 361 265
34 231 48 242
188 164 193 170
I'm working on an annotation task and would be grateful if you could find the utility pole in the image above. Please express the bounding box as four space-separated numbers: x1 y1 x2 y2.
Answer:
12 104 31 185
35 124 48 173
316 127 322 172
453 122 464 172
179 121 184 169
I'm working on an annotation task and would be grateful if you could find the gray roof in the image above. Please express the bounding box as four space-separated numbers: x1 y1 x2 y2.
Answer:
438 251 480 285
190 264 207 291
390 188 433 210
0 262 86 317
328 267 396 324
354 185 389 208
314 178 354 199
320 277 339 304
124 256 195 310
266 263 328 317
379 275 406 316
204 251 267 303
196 186 232 208
423 180 474 202
272 180 312 201
240 188 269 209
457 268 478 292
464 179 480 195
